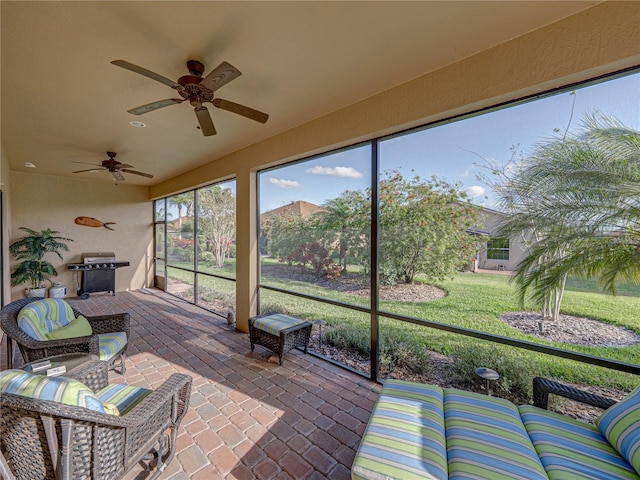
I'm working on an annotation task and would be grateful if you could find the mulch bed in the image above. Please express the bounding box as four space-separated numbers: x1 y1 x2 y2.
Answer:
267 266 637 421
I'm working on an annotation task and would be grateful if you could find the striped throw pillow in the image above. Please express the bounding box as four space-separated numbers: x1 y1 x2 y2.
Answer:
596 386 640 475
0 369 105 413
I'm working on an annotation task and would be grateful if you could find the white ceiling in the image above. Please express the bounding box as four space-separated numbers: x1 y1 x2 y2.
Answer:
1 1 598 186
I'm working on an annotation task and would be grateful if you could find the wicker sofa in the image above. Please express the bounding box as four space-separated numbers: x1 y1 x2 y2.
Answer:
352 378 639 480
1 297 129 373
0 360 192 480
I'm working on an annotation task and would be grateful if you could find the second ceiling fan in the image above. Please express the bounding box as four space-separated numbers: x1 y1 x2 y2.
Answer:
112 59 269 136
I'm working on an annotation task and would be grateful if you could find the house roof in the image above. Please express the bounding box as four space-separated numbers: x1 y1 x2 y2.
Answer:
0 1 599 188
260 200 326 223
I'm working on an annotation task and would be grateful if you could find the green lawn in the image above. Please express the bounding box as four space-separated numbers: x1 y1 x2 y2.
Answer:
167 259 640 398
258 267 640 397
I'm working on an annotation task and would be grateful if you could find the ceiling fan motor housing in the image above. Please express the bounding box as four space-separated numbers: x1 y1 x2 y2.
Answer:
186 60 205 76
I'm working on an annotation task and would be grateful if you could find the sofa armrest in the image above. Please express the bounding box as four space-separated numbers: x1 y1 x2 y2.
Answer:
533 377 617 410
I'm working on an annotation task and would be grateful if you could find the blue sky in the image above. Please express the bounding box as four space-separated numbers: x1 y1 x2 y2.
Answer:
259 71 639 213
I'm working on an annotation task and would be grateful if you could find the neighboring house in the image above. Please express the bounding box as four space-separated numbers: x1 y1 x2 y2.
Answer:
260 200 327 224
473 206 528 272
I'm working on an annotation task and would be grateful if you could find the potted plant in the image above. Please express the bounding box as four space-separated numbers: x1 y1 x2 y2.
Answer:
9 227 73 297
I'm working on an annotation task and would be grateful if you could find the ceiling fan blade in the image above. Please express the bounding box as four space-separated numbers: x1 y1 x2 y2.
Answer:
72 168 106 174
194 106 217 136
116 164 134 169
111 170 125 182
71 160 103 166
200 61 242 92
212 98 269 124
128 98 184 115
120 168 154 178
111 60 179 88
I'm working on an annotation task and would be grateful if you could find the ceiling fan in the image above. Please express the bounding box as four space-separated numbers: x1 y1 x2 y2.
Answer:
72 151 153 181
111 59 269 136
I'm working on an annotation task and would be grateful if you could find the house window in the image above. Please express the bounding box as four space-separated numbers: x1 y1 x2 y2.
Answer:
487 238 510 260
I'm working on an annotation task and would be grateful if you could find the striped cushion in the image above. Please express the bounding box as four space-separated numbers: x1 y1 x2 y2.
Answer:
252 314 307 335
519 404 638 479
0 369 105 413
444 389 548 479
595 386 640 475
18 299 76 340
98 332 127 361
97 383 151 416
352 379 447 480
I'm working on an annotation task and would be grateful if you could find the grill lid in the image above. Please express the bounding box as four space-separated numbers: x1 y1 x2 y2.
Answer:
83 252 116 263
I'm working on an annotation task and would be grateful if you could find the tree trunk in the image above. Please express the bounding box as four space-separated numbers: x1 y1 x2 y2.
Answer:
551 274 567 322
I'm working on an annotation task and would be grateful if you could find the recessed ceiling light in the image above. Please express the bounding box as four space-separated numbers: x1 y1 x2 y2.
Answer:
129 121 146 128
25 162 36 168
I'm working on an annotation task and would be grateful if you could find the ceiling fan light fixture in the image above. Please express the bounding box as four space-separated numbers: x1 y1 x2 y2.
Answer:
25 162 36 168
129 121 146 128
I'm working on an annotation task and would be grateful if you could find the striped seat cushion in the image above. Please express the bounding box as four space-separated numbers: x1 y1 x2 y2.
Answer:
595 386 640 475
0 369 105 413
18 299 76 340
519 404 638 479
352 379 448 480
444 389 548 479
252 314 307 335
98 332 127 361
96 383 152 416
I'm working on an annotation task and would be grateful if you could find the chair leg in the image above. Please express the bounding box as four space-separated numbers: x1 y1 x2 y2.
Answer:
6 338 13 369
110 353 126 374
119 354 126 374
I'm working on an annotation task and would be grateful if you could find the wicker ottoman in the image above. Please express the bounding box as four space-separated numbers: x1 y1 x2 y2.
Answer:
249 313 312 365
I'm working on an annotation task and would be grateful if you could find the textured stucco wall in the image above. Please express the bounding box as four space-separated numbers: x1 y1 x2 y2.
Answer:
8 172 152 301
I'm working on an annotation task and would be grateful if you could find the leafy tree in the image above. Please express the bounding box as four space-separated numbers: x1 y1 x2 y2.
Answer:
377 171 478 284
314 191 370 273
198 185 235 267
261 211 319 261
491 114 640 317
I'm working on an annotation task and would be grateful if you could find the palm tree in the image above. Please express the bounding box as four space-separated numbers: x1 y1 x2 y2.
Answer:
494 113 640 317
169 192 194 235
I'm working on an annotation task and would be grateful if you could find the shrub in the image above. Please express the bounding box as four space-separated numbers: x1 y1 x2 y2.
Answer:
324 325 370 356
199 251 214 263
286 242 343 279
449 343 546 400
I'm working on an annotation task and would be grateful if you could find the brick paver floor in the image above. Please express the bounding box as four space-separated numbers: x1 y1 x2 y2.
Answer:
33 289 381 479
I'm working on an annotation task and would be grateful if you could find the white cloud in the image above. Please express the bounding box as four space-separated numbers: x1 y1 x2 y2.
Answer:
269 177 302 189
464 185 486 198
305 165 363 178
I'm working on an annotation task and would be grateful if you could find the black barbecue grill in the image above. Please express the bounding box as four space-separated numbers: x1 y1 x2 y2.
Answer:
67 252 130 299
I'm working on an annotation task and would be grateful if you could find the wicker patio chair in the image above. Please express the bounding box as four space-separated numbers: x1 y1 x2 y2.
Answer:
0 361 192 480
1 297 130 373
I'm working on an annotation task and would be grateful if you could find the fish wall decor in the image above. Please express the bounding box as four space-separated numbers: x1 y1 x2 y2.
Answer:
75 216 116 230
